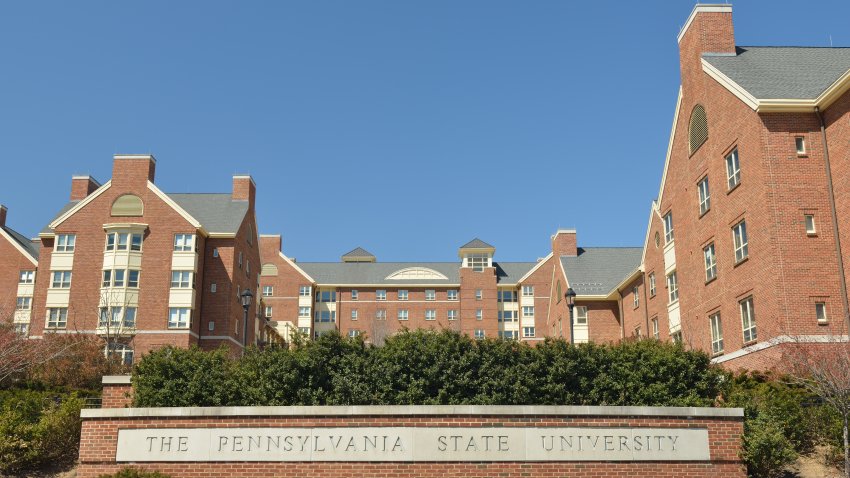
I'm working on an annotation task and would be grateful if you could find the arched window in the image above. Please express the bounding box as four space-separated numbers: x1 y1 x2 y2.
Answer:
111 194 144 217
261 263 279 276
689 105 708 154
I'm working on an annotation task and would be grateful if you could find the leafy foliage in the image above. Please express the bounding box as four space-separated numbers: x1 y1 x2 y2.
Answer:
97 468 173 478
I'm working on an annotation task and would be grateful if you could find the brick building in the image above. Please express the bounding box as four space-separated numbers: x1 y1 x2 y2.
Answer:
0 205 40 335
4 154 263 363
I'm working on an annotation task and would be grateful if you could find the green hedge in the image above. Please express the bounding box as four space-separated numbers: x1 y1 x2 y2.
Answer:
133 330 724 407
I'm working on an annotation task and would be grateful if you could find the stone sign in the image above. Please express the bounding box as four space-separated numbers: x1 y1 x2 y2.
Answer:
116 426 709 462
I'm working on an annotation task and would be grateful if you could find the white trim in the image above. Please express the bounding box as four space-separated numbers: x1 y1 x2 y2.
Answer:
102 375 131 385
677 4 733 44
114 154 156 162
711 334 850 364
313 283 460 288
46 180 112 231
701 59 759 109
0 228 38 265
278 251 315 283
199 335 245 348
384 267 449 281
207 232 237 238
656 88 682 208
517 253 552 283
146 181 206 233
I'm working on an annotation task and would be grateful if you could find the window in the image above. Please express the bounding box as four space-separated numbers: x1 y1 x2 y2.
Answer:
128 270 140 288
212 248 219 258
499 330 518 340
732 220 749 263
171 271 192 288
467 254 489 271
51 271 72 288
816 302 828 323
264 306 273 318
649 273 656 297
474 329 485 339
351 309 358 320
351 290 359 300
102 270 112 287
168 308 191 328
376 290 387 301
805 214 816 235
634 327 642 338
522 306 534 318
299 307 310 318
726 148 741 189
113 269 125 287
704 243 717 281
55 234 75 252
316 290 336 302
522 285 534 297
105 234 115 251
376 309 387 320
298 326 310 335
19 271 34 284
116 233 129 251
663 212 674 244
652 317 659 339
104 231 142 252
425 290 436 301
740 297 756 343
688 104 708 154
262 286 273 297
106 343 134 366
130 234 143 251
447 290 458 301
795 136 806 155
520 326 535 338
398 290 408 301
575 306 588 325
632 286 639 308
447 310 458 321
397 309 409 321
99 307 136 328
348 330 360 338
499 310 517 322
299 285 311 297
476 309 483 320
14 323 29 335
698 176 710 215
174 234 194 252
47 308 68 328
475 289 483 300
314 311 336 323
211 283 217 293
667 271 678 303
425 309 436 321
671 331 683 344
16 297 31 310
710 313 723 355
498 290 517 302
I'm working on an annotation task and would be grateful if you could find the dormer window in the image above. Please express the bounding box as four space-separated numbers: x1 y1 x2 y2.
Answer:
465 253 491 271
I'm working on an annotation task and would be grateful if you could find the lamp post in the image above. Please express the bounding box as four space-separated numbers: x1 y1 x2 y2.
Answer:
565 287 577 345
240 288 253 351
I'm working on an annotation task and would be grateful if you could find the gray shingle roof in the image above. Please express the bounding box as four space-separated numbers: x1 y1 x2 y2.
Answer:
2 226 39 259
40 201 80 235
460 238 494 249
704 47 850 99
167 193 248 234
342 247 375 259
560 248 642 297
298 262 461 285
495 262 537 285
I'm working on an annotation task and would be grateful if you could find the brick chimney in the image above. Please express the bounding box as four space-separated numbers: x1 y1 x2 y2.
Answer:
677 5 735 78
232 175 256 207
70 175 101 201
259 234 282 260
552 229 577 257
0 204 6 227
112 154 156 188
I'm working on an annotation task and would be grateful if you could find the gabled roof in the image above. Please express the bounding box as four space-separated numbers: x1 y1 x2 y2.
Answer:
560 248 643 297
341 247 376 262
2 225 39 260
460 238 494 249
704 47 850 100
40 201 80 235
495 262 537 285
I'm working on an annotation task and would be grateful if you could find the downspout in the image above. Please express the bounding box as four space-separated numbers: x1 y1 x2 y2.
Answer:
815 106 850 330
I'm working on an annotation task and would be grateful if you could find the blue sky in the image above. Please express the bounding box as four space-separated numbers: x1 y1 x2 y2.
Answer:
1 1 847 261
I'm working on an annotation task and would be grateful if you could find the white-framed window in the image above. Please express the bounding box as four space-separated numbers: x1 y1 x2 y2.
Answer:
264 306 273 318
795 136 806 155
262 285 273 297
348 329 360 338
726 148 741 189
671 331 683 344
105 343 134 366
575 306 588 325
476 309 483 320
522 326 535 338
499 310 517 322
522 306 534 318
397 309 408 321
174 234 195 252
55 234 76 252
499 330 518 340
740 297 756 343
14 323 29 335
314 311 335 323
447 310 458 321
663 212 674 244
130 233 142 251
704 243 717 281
168 308 191 329
522 285 534 297
351 290 359 300
710 312 723 354
652 317 659 339
475 289 483 300
805 214 816 235
466 253 490 271
816 302 828 323
474 329 485 339
99 307 136 328
112 269 125 287
298 307 310 318
128 270 140 287
351 309 358 320
15 297 32 310
102 270 112 287
299 285 311 296
698 176 710 215
19 270 35 284
298 326 310 335
667 271 678 303
447 290 458 301
632 286 639 308
376 309 387 320
171 271 192 288
46 308 68 329
425 309 436 321
649 273 656 297
732 220 749 263
398 290 408 301
376 290 387 301
425 289 436 301
316 290 336 302
498 290 517 302
51 271 72 288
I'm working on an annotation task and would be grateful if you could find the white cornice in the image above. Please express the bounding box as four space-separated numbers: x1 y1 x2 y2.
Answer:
146 181 209 236
0 228 38 266
677 4 733 44
47 180 112 232
656 87 683 208
278 251 315 283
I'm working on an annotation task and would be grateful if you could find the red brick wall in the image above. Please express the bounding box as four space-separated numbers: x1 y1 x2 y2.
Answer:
459 267 498 338
621 275 646 338
0 228 37 316
101 383 132 408
258 236 312 339
78 411 744 478
517 256 553 342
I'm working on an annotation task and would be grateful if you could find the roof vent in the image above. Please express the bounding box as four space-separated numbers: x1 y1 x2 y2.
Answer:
689 105 708 154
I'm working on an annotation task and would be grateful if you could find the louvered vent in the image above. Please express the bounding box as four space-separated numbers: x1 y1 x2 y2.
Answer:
111 194 144 216
689 105 708 154
261 263 279 276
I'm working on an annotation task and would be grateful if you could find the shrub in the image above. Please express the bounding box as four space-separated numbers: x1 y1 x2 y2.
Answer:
741 413 798 478
97 467 173 478
133 346 241 407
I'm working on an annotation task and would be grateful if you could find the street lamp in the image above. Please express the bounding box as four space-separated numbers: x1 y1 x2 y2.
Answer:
240 288 253 350
565 287 577 345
